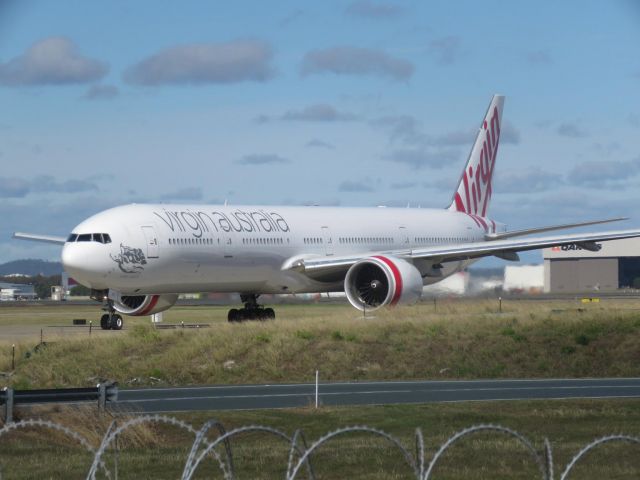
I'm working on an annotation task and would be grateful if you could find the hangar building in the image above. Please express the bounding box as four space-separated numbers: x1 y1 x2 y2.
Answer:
543 238 640 293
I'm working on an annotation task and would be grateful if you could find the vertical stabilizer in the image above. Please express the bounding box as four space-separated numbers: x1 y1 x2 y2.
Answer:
448 95 504 217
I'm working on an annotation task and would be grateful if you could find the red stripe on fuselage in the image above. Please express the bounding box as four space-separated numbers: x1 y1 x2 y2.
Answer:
138 295 159 316
373 256 403 306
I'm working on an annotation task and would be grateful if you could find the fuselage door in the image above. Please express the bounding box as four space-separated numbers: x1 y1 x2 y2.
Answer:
398 226 410 251
321 226 333 256
141 226 159 258
223 230 234 258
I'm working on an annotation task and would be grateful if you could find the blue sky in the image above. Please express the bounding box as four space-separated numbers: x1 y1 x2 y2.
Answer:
0 0 639 265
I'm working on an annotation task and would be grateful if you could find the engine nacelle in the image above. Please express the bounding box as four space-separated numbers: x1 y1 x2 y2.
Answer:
109 291 179 316
344 255 423 311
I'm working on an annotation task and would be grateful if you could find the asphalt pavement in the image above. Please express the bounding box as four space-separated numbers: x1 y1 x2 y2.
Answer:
114 377 640 413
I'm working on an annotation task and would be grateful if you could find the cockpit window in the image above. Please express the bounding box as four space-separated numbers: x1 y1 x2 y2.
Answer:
92 233 112 244
68 233 113 243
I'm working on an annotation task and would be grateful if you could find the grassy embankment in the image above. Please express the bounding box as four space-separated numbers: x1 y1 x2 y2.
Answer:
0 298 639 388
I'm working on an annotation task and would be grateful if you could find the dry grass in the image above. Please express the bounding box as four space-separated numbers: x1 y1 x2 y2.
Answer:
1 297 639 388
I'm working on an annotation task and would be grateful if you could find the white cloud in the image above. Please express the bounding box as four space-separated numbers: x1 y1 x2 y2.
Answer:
301 46 414 80
124 40 274 86
0 37 107 86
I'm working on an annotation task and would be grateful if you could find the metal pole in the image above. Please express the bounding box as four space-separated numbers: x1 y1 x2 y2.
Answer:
315 370 319 409
11 345 15 371
40 328 43 345
89 321 92 336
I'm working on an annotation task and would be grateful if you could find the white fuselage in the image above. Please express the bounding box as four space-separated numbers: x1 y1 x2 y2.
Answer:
61 204 492 295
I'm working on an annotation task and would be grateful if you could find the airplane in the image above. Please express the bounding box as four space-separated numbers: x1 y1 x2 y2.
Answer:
13 95 640 329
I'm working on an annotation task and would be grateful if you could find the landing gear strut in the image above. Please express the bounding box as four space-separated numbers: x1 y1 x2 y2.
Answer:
228 294 275 322
100 300 123 330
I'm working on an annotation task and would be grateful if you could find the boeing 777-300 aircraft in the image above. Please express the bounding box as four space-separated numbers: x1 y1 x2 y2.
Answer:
14 95 640 329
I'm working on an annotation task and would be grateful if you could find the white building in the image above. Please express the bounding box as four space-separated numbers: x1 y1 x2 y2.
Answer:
503 265 544 293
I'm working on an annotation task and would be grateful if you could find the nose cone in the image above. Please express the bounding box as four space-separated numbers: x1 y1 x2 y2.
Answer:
62 243 107 289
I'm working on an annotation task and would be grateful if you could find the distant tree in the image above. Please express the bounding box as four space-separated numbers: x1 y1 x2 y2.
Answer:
32 275 61 299
70 284 92 296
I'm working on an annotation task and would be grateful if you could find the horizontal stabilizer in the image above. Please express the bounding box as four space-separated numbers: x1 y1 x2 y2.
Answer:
484 217 627 241
13 232 66 245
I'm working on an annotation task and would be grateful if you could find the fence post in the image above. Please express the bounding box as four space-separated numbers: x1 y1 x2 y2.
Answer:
315 370 319 409
98 383 106 411
11 344 15 371
3 387 13 424
89 321 92 336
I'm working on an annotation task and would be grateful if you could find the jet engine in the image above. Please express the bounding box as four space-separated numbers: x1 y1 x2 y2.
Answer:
109 291 179 316
344 255 423 311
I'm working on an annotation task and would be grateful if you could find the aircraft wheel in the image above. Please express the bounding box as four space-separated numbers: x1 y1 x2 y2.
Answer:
264 308 275 320
228 309 239 323
113 314 123 330
100 314 110 330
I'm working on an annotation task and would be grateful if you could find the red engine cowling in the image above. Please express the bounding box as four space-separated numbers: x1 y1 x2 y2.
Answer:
344 255 423 311
109 291 179 316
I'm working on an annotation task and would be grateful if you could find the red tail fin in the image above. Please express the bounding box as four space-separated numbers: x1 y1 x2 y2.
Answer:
449 95 504 217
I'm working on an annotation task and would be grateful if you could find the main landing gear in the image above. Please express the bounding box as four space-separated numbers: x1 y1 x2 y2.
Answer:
228 294 275 322
100 300 123 330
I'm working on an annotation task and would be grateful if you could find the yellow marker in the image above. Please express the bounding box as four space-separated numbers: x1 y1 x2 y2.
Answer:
581 298 600 303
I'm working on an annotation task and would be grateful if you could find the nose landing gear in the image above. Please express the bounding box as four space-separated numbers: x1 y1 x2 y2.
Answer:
228 294 275 322
100 300 123 330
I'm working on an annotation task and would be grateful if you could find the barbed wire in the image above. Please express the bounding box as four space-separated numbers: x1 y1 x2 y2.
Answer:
0 417 637 479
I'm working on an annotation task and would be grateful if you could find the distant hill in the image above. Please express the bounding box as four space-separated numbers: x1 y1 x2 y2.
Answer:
0 259 63 277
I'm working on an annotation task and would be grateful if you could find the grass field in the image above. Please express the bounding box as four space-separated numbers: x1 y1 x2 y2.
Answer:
1 297 639 388
0 298 639 478
2 399 639 479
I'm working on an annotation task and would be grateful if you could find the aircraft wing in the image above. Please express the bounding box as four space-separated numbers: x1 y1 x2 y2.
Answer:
288 228 640 279
485 217 627 241
13 232 67 245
